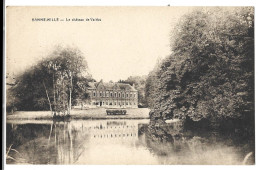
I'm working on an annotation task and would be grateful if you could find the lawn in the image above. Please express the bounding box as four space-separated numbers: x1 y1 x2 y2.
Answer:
6 108 150 120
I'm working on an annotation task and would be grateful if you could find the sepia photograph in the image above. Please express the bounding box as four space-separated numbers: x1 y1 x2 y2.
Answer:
5 6 255 165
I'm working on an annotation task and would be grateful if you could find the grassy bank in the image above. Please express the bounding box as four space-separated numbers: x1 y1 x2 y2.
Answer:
6 108 150 120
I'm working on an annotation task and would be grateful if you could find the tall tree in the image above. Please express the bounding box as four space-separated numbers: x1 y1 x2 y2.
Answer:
8 46 94 113
147 7 254 126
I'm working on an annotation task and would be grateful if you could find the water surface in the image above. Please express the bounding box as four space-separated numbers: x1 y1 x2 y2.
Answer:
6 119 254 165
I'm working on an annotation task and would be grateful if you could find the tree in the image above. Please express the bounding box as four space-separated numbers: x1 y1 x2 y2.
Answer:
8 46 94 114
145 58 162 110
147 7 254 126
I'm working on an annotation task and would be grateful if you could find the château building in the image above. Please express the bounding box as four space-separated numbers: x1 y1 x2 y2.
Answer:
75 80 138 109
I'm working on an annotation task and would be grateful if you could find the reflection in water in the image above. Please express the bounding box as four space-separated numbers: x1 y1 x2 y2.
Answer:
144 121 254 165
6 119 254 165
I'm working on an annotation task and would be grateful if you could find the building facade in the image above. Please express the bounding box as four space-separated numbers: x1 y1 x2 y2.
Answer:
75 80 138 109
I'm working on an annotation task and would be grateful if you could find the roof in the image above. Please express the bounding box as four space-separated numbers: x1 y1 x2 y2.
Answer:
88 80 137 91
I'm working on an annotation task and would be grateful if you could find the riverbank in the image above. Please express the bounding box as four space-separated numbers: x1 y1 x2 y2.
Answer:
6 108 150 120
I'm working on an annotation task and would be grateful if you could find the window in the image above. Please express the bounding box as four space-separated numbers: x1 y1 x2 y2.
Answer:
134 93 136 98
126 93 129 98
122 102 124 105
106 91 109 97
130 93 132 97
118 93 121 98
126 102 128 105
130 102 132 105
122 93 125 98
93 92 96 97
110 92 113 97
118 102 121 106
100 92 102 97
114 102 117 105
106 101 108 105
115 92 117 97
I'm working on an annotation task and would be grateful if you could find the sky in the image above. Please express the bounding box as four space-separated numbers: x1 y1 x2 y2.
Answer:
6 7 194 82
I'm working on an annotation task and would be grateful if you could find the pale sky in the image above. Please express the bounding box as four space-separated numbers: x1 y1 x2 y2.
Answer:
6 7 194 82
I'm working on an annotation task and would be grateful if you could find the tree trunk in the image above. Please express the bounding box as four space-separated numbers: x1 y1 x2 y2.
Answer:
69 73 72 115
43 81 52 112
53 73 56 116
62 75 65 115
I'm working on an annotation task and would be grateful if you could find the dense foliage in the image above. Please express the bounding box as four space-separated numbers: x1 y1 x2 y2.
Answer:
7 47 94 112
146 7 254 124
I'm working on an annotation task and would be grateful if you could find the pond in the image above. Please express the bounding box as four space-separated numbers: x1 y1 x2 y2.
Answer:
6 119 254 165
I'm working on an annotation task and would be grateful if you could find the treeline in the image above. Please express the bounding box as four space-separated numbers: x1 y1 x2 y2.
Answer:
7 47 94 113
145 7 254 128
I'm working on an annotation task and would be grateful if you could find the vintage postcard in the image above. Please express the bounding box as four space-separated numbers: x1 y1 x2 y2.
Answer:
5 6 255 165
